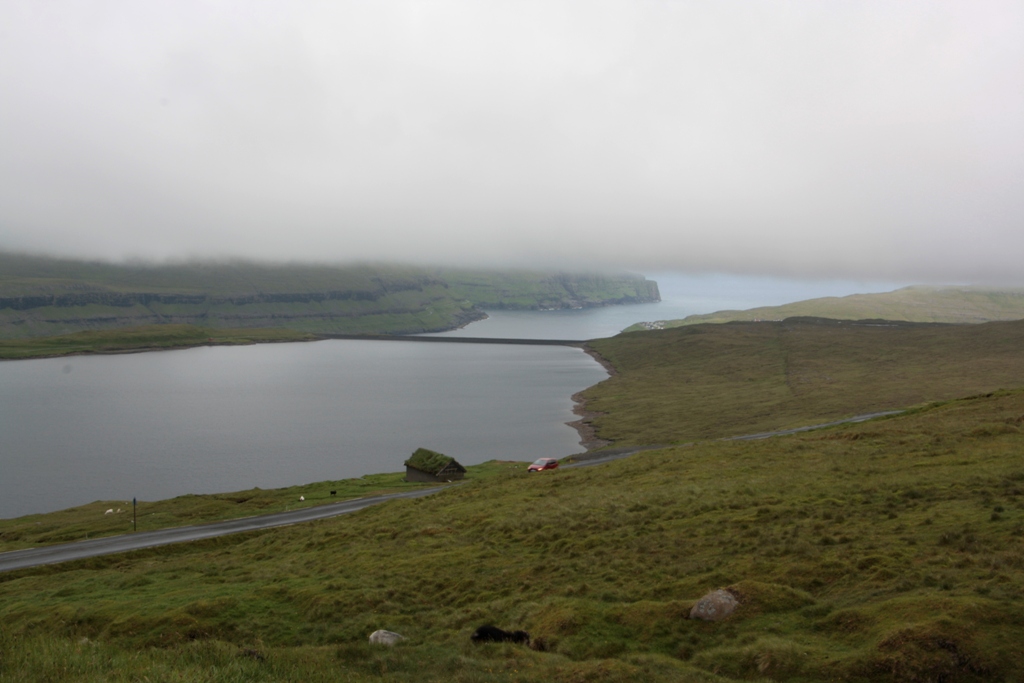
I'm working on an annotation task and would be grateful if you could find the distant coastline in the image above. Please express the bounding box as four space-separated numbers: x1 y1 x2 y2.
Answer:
0 253 659 340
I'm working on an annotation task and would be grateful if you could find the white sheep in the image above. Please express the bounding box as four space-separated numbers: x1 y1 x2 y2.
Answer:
104 509 113 515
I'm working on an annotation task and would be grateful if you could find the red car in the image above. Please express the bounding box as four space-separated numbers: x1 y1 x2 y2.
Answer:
527 458 559 472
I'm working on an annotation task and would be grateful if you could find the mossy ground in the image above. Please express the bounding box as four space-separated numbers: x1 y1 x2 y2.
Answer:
3 390 1024 681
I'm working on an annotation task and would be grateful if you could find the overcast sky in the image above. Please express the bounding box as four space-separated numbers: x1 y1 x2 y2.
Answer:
1 1 1022 284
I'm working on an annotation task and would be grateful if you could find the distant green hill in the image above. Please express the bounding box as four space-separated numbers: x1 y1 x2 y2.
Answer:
624 285 1024 332
0 253 659 339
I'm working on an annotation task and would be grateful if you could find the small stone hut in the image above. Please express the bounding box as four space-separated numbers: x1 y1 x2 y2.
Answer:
404 447 467 483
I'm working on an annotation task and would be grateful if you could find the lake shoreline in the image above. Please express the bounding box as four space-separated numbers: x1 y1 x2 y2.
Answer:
0 337 318 362
566 345 618 452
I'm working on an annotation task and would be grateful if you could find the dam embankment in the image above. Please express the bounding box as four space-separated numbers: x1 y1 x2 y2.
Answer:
320 334 586 347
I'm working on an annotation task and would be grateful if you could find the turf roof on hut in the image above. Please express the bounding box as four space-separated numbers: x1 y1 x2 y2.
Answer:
404 448 456 475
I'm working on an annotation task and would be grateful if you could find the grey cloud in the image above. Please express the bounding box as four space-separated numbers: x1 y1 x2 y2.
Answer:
1 1 1022 284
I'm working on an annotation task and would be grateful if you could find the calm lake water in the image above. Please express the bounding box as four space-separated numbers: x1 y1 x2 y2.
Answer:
0 272 909 519
0 341 606 519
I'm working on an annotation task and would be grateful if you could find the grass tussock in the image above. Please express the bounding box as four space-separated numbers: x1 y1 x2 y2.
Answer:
3 390 1024 680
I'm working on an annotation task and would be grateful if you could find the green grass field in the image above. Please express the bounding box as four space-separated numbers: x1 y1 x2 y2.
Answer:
583 317 1024 445
2 318 1024 681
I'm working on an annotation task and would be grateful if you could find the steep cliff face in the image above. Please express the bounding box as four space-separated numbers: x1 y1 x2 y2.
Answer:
440 270 660 311
0 276 446 312
0 254 658 339
0 284 480 338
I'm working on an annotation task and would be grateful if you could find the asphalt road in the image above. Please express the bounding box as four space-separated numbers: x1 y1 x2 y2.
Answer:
563 410 904 468
0 487 444 573
722 410 904 441
563 445 668 468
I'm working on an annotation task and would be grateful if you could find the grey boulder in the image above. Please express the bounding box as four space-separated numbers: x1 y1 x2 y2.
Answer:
689 589 740 621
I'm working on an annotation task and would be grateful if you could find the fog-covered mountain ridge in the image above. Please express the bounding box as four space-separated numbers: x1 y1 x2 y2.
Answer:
0 253 659 339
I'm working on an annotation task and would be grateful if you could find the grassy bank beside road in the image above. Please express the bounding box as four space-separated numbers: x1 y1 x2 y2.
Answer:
582 317 1024 446
0 462 517 554
0 469 467 553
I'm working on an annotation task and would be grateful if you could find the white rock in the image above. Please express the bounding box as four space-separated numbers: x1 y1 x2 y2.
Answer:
369 630 405 646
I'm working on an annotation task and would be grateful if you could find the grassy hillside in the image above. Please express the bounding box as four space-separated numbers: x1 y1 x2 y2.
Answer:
582 317 1024 446
2 390 1024 681
624 285 1024 332
0 253 659 339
